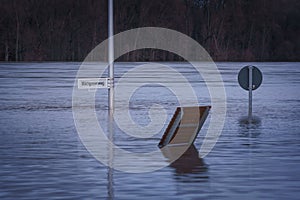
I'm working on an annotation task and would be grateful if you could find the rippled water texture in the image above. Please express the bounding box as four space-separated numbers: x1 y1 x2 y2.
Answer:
0 62 299 199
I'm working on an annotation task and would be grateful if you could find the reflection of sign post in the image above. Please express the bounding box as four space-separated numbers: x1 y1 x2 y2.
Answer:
78 78 110 89
238 66 263 122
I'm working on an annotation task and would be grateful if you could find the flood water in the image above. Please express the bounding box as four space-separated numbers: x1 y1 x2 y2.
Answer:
0 62 299 199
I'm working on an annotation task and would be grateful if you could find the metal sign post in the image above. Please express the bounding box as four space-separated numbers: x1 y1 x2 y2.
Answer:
108 0 114 113
238 65 263 123
248 66 253 122
108 0 114 199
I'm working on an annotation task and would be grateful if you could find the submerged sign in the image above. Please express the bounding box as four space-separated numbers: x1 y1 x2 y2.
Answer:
238 65 263 123
238 66 263 91
78 78 109 89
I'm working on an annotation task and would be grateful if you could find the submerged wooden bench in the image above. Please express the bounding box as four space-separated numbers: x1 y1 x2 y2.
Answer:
158 106 211 148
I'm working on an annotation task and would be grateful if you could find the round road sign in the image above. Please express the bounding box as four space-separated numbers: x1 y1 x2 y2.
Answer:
238 66 263 91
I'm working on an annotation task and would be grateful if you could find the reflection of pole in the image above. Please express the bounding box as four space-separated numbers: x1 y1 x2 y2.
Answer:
108 0 114 113
107 114 114 199
248 66 253 123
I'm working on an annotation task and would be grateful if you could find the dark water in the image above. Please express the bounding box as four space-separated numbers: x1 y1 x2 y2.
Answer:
0 62 299 199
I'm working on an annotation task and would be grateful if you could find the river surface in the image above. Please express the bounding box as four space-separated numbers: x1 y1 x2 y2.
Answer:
0 62 299 199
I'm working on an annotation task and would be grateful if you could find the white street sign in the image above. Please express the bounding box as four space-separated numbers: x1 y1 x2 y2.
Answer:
78 78 109 89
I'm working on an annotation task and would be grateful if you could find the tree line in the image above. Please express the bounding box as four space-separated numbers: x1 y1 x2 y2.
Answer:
0 0 299 62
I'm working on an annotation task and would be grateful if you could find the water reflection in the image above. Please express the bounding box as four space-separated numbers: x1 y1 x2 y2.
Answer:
165 144 210 196
238 116 262 137
166 145 208 175
107 113 114 200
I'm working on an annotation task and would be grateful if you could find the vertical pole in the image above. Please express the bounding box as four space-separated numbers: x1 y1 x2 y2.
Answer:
248 66 253 123
107 1 114 199
108 0 114 113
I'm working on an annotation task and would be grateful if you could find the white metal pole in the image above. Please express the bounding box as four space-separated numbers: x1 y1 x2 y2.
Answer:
108 0 114 112
248 66 253 123
108 0 114 198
